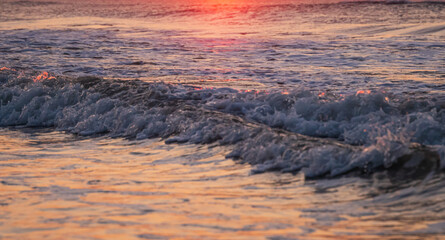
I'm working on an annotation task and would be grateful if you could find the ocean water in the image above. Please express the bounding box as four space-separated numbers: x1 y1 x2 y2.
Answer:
1 0 445 239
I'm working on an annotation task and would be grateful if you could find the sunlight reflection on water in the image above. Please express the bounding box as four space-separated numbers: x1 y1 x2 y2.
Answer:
0 0 444 95
1 1 445 239
1 129 444 239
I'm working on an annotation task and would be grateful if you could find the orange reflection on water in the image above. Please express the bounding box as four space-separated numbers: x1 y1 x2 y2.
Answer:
193 0 251 5
0 130 313 239
356 89 371 95
0 67 15 71
33 71 56 82
0 126 439 239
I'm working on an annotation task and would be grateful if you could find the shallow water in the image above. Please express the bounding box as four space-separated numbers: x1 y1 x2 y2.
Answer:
1 0 445 239
1 128 444 239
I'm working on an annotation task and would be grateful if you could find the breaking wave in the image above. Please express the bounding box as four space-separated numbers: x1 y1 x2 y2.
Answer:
1 68 444 178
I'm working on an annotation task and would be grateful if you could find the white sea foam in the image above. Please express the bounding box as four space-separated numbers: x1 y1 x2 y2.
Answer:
0 70 443 178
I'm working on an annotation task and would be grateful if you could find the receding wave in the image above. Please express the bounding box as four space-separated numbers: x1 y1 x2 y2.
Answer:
0 68 444 178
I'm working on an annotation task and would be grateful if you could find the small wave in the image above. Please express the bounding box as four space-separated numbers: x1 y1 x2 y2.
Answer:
0 69 443 179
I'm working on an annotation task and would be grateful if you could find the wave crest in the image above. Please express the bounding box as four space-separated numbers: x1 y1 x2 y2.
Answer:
0 69 443 178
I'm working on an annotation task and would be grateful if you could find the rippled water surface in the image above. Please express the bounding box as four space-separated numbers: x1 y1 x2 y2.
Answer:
1 0 445 239
1 0 444 94
1 128 444 239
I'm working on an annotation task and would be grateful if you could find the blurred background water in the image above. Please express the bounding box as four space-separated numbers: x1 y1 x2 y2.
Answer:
1 0 444 94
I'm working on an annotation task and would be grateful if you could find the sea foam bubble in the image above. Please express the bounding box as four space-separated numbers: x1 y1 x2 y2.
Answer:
0 69 443 178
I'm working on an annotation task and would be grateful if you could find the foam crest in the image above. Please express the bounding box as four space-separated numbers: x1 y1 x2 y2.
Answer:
0 70 443 178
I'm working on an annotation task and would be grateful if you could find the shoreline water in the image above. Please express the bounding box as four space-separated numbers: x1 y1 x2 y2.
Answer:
1 0 445 238
1 127 444 239
1 69 444 178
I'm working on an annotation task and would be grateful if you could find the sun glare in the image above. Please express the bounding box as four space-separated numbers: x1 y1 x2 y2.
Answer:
196 0 247 4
